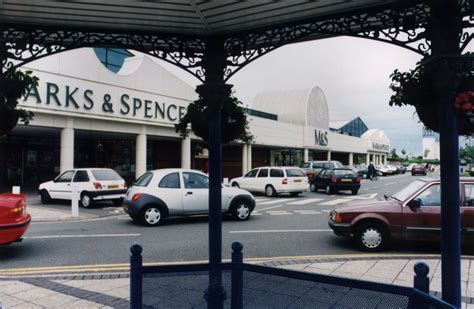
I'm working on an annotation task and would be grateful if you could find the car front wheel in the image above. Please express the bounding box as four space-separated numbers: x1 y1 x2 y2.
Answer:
310 183 317 192
325 185 334 195
355 223 388 252
141 206 164 226
40 190 52 204
231 201 251 221
80 193 93 208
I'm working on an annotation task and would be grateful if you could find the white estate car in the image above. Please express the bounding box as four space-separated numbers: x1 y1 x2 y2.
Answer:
123 169 255 226
38 168 127 208
230 166 308 197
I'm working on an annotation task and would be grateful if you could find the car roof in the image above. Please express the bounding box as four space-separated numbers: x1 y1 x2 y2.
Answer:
252 166 302 169
148 168 207 176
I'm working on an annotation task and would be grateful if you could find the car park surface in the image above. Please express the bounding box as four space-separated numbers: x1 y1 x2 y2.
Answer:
124 169 255 226
230 166 308 197
38 168 127 208
0 193 31 245
328 177 474 252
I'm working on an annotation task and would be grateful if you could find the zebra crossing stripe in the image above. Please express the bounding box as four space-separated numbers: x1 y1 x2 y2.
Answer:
254 198 271 203
294 210 322 214
319 198 349 206
258 199 294 205
287 198 323 205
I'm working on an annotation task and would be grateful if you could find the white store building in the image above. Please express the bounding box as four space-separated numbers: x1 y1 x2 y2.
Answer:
0 49 390 190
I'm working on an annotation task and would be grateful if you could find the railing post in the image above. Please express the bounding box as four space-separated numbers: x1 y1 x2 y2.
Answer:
130 243 143 309
413 262 430 309
231 242 243 309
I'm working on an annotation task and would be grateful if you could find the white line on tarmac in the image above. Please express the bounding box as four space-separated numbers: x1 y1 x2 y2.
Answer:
229 229 333 234
294 210 322 214
268 213 292 216
319 198 349 206
256 204 289 212
254 198 271 203
385 182 397 186
287 198 323 205
24 233 141 239
258 199 294 205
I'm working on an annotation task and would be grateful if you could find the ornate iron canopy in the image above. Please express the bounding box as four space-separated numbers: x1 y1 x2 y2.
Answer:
1 0 472 81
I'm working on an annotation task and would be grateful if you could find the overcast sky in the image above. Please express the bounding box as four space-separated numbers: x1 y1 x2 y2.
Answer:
156 36 472 156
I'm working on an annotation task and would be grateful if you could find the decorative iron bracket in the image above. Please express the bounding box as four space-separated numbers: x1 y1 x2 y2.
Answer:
0 25 207 81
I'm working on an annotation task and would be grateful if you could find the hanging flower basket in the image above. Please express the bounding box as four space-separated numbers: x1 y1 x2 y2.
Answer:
175 89 254 144
0 69 38 136
389 56 474 135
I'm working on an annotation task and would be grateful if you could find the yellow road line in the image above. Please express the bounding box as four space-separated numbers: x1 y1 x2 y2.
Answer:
0 253 467 276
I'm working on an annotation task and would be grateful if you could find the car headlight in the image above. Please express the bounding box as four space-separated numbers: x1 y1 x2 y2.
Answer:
330 211 342 223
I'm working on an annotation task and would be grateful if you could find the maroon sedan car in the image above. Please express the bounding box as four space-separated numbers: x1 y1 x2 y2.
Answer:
328 178 474 252
411 164 427 176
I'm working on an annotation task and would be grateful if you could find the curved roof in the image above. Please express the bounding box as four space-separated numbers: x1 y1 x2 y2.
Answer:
361 128 390 143
0 1 410 35
251 87 329 129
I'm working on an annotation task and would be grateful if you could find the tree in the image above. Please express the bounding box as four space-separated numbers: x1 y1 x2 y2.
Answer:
459 145 474 161
424 148 430 159
390 148 398 159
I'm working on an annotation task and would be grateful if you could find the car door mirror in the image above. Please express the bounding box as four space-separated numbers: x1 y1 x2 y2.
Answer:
407 198 421 209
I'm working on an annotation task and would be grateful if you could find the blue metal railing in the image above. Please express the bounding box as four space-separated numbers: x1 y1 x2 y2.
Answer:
130 242 455 309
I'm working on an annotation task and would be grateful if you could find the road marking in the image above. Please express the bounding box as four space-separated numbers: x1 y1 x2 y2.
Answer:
319 198 349 206
294 210 322 214
258 199 294 205
267 211 292 215
254 198 271 203
24 233 140 239
321 209 331 213
350 193 378 200
229 229 333 234
251 213 262 216
256 204 289 212
287 198 323 205
385 182 397 186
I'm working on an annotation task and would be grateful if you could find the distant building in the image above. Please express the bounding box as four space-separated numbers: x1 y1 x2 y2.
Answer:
422 128 440 160
329 117 369 137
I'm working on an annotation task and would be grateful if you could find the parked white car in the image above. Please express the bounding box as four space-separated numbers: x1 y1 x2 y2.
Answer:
230 166 308 197
123 169 255 226
38 168 127 208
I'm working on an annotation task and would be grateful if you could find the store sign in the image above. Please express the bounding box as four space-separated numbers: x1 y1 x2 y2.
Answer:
314 129 328 146
21 80 188 123
372 142 389 151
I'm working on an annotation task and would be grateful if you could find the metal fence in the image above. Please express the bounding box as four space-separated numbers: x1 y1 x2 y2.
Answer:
129 243 455 309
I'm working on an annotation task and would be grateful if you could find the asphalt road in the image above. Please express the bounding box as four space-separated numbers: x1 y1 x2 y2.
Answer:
0 173 445 271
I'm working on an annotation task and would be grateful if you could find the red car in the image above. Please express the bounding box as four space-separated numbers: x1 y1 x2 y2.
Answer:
328 178 474 252
0 193 31 245
411 164 427 176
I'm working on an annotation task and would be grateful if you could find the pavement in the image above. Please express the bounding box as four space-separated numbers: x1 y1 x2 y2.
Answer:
1 255 474 308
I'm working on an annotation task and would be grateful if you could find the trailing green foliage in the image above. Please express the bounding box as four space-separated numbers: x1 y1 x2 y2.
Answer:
175 94 254 144
0 70 39 136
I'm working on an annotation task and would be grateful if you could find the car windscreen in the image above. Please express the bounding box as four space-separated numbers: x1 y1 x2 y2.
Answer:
333 169 355 176
285 169 305 177
392 180 426 201
134 172 153 187
92 170 123 181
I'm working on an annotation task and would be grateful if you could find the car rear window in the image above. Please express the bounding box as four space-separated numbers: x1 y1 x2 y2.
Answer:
333 169 355 176
134 172 153 187
270 169 284 177
286 169 305 177
92 170 123 181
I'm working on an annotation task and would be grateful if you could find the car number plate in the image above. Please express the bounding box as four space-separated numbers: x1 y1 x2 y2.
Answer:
293 179 302 183
341 179 352 182
108 185 119 189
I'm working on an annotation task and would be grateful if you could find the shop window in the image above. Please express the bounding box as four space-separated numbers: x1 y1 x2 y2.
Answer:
159 173 180 188
93 48 134 73
464 184 474 206
73 171 90 183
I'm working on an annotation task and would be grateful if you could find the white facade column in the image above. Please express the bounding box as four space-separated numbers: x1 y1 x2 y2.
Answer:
242 144 248 175
349 153 354 166
304 148 309 162
247 144 252 170
60 118 74 173
327 150 331 161
366 153 370 165
181 137 191 169
384 155 387 165
135 128 147 179
375 155 379 165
